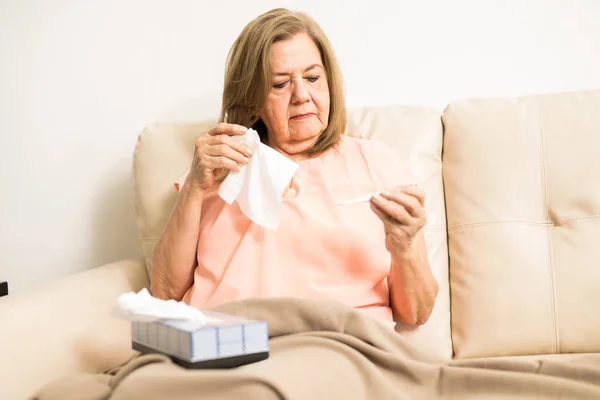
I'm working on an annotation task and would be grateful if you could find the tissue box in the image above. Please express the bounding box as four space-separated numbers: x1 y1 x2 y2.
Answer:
131 311 269 369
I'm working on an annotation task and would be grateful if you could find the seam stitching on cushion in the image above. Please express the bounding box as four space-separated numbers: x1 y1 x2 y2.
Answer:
448 215 600 231
558 215 600 224
448 220 552 231
538 97 560 354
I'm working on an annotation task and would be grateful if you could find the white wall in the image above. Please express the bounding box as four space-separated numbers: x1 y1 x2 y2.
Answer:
2 0 599 294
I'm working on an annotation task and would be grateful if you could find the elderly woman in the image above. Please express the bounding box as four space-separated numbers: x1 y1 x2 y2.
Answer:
150 8 438 327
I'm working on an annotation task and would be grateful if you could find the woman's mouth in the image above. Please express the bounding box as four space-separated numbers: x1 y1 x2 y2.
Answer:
291 113 314 120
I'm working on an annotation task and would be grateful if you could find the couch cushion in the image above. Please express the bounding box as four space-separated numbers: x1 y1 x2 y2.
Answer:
132 105 451 360
442 89 600 358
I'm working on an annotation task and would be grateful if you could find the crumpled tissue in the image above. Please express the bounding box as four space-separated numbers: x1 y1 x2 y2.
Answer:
218 128 299 231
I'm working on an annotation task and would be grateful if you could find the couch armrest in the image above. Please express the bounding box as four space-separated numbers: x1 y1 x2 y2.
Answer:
0 258 149 400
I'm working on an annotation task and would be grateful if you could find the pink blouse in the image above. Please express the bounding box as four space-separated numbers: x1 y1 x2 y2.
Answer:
174 135 417 326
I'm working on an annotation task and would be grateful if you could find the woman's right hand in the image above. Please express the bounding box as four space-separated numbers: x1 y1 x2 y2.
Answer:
186 123 254 191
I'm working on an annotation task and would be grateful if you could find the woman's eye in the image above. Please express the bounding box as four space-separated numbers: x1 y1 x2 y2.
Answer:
307 76 319 82
273 81 288 89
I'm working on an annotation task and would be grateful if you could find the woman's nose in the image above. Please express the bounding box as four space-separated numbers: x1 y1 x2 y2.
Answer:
291 80 310 103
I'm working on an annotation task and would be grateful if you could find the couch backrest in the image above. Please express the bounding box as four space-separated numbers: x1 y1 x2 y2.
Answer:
442 89 600 358
132 105 452 360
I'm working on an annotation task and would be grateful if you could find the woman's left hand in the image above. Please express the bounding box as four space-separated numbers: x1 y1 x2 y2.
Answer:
370 185 427 256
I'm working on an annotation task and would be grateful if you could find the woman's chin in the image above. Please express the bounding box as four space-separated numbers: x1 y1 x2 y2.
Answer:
291 133 321 148
274 136 320 158
288 126 323 142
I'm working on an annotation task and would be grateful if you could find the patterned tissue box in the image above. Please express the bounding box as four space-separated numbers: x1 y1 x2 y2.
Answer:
131 311 269 369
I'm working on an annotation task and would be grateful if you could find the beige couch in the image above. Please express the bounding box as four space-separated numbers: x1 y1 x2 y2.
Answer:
2 89 599 399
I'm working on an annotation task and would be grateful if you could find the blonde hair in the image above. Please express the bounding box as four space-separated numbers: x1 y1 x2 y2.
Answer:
219 8 346 157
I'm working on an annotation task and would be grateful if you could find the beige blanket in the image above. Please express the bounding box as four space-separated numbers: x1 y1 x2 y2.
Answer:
34 298 600 399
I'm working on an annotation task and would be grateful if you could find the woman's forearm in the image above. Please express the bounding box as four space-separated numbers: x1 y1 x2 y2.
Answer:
388 233 439 325
150 184 205 301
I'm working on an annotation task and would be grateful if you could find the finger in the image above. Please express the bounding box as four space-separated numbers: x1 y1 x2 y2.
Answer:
203 155 241 173
371 202 416 243
209 134 254 158
370 201 394 226
380 190 424 219
370 193 415 225
208 123 248 136
395 185 425 207
205 143 250 165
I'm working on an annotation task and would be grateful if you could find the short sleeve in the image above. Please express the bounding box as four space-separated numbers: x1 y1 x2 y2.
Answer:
366 139 420 188
173 169 190 191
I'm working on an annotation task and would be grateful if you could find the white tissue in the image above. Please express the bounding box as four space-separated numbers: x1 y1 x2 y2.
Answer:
114 288 209 323
219 128 299 231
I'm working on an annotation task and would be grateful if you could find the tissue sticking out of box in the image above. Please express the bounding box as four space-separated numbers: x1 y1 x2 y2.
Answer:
114 288 219 324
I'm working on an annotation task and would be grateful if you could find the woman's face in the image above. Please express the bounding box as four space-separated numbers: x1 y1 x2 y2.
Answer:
259 32 330 160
